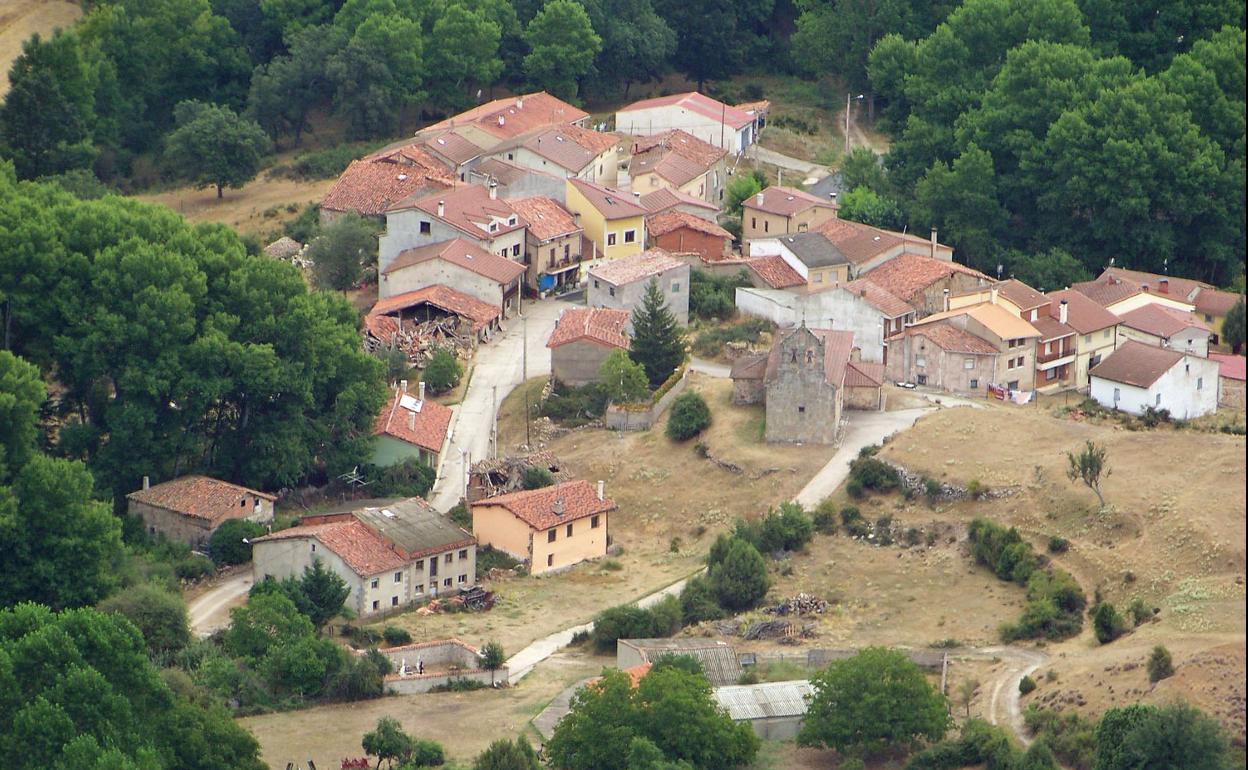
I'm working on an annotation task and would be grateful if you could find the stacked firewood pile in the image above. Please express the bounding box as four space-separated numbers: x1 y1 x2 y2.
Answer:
763 593 830 616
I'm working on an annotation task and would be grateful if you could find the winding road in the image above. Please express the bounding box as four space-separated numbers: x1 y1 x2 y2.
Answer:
187 570 252 638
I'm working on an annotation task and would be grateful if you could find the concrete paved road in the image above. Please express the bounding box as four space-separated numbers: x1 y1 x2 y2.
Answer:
689 357 732 378
187 570 252 638
429 299 574 512
750 145 830 179
793 407 932 507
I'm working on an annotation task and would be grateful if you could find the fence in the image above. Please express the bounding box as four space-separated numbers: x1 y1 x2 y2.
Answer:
604 367 690 431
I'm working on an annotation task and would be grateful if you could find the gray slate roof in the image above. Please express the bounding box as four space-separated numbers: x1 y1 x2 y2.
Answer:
353 498 472 554
713 680 814 721
778 232 849 268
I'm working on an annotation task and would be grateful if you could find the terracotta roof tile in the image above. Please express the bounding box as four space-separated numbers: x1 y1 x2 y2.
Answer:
255 519 408 576
518 126 616 172
995 279 1047 310
1030 315 1075 341
569 178 648 219
1070 278 1145 308
764 327 856 386
321 153 455 217
472 480 616 531
127 475 275 525
742 186 836 217
392 185 526 238
646 210 731 239
508 196 581 241
638 186 719 215
1090 340 1185 388
383 238 526 284
1099 267 1207 302
546 307 630 349
618 92 756 130
363 313 400 344
374 387 453 453
1210 353 1246 381
860 254 990 302
845 360 885 387
632 129 726 168
812 218 904 264
840 278 913 318
915 303 1040 341
1044 290 1120 333
369 285 500 331
471 157 561 187
588 248 686 285
426 92 590 140
1117 303 1210 338
1194 289 1240 317
889 322 1000 355
417 130 485 165
746 255 805 289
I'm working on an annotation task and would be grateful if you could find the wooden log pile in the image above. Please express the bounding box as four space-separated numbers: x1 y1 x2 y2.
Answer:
364 315 474 366
763 593 829 616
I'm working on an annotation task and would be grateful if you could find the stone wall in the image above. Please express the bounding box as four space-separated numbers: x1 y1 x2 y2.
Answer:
1219 376 1245 410
604 368 689 431
764 328 841 444
733 379 765 405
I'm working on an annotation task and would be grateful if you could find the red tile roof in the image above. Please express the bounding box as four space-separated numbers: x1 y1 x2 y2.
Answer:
1210 353 1246 381
1099 267 1207 302
546 307 630 350
417 130 485 165
840 278 913 318
508 196 581 241
813 218 903 265
860 254 990 302
393 184 526 237
845 360 885 388
889 322 1000 355
426 92 590 141
1044 290 1120 334
1117 303 1210 339
569 178 648 219
1090 340 1185 388
1194 288 1241 317
618 92 756 130
765 327 856 386
646 210 731 239
632 129 726 167
255 519 409 576
127 476 275 525
518 126 617 172
374 386 453 453
471 157 562 187
1070 277 1145 308
638 186 719 215
589 248 686 285
1030 314 1075 341
363 313 400 344
383 238 526 285
746 255 805 289
995 279 1047 310
369 285 500 331
472 480 616 531
915 302 1040 341
321 151 455 217
742 186 836 217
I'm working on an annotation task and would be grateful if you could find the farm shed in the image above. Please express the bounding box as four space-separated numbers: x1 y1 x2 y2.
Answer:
712 680 814 740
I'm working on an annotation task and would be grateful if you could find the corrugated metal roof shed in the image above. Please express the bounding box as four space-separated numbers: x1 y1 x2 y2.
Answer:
713 680 814 721
619 639 744 686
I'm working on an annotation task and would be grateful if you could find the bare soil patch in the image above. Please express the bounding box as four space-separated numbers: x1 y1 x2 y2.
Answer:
0 0 81 98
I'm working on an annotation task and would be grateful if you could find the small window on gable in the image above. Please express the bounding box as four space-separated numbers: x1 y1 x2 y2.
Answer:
420 221 431 235
508 216 517 226
964 358 975 369
798 405 805 413
370 578 378 589
311 543 316 552
591 515 600 528
1156 393 1162 405
547 529 557 543
609 287 616 297
672 281 680 292
624 230 636 243
566 523 573 537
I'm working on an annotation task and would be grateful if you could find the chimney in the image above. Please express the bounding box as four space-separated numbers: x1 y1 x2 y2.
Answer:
553 498 565 516
1158 278 1169 294
488 182 498 200
517 96 525 109
572 212 581 227
408 411 416 431
497 115 505 127
942 288 950 312
990 286 999 305
400 379 408 394
755 192 765 207
1059 299 1068 325
437 200 445 218
930 228 938 258
597 480 605 501
142 475 150 491
419 381 426 401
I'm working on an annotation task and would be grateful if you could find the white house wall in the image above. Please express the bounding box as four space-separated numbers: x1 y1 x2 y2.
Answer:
735 287 887 362
1090 355 1219 419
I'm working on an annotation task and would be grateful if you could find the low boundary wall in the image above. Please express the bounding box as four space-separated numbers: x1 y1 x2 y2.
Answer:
604 367 690 431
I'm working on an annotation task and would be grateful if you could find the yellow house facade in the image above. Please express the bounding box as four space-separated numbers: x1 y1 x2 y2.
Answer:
471 480 616 575
566 178 647 266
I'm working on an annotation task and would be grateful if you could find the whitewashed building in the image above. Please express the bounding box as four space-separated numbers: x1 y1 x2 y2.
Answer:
1089 340 1218 419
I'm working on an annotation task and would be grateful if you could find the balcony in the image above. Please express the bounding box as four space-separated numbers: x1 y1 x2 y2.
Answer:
1036 353 1076 370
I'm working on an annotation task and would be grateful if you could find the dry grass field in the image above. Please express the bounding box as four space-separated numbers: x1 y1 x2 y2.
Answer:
0 0 81 97
134 174 334 239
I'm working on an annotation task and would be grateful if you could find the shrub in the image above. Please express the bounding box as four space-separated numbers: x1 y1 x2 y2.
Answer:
812 504 837 535
349 626 383 648
710 538 770 611
1147 645 1174 682
668 537 682 553
840 506 862 526
270 142 378 181
383 626 412 647
733 502 814 553
423 349 463 394
1047 536 1069 554
666 391 712 441
591 596 682 652
1139 405 1171 428
691 316 770 355
1023 707 1097 770
905 527 923 547
407 738 446 766
967 479 986 499
209 519 268 565
430 678 486 692
848 456 900 494
284 202 321 243
1019 675 1037 695
874 515 894 545
1126 597 1152 626
98 583 191 655
923 477 942 501
175 554 215 582
371 458 436 498
679 575 725 624
522 466 555 489
601 559 623 571
846 479 865 499
1093 603 1126 644
447 502 471 530
540 381 609 427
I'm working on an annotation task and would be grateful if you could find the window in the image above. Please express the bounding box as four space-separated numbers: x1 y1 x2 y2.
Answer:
500 248 508 258
1084 334 1092 344
458 549 468 559
391 596 399 607
415 559 423 570
512 244 521 257
1197 377 1203 391
458 574 467 583
415 584 424 594
1046 368 1058 381
964 358 974 369
591 515 600 528
546 554 554 567
372 600 379 611
1044 342 1052 355
507 153 514 160
444 553 453 564
813 273 823 283
394 572 402 583
566 523 573 537
751 217 756 229
1113 387 1121 401
607 233 617 246
763 221 769 233
370 578 379 589
917 374 928 385
608 287 616 297
564 244 570 258
798 405 806 413
671 281 680 292
593 279 599 289
915 355 926 367
310 543 316 552
508 216 517 226
443 578 452 587
1007 338 1016 349
1007 380 1019 390
650 176 658 187
1205 314 1213 322
1103 329 1111 339
547 529 557 543
489 222 499 232
419 221 431 235
969 378 978 389
623 229 636 243
1156 393 1162 405
798 223 808 232
240 499 246 508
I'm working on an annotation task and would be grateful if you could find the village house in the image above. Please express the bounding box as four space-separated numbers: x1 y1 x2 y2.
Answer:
420 91 590 154
365 284 503 349
564 178 648 264
251 498 477 618
742 255 806 291
546 307 630 386
1090 340 1219 419
587 248 690 328
464 158 567 203
1095 267 1241 346
646 210 732 262
950 279 1049 321
379 184 527 274
379 238 527 318
885 320 1000 395
814 219 953 276
413 130 484 177
320 145 455 224
1071 275 1195 316
1030 303 1078 391
638 187 721 222
627 129 728 205
748 231 851 289
615 91 768 154
1209 354 1246 410
1115 303 1212 358
126 475 276 550
903 303 1041 393
490 125 619 186
741 186 839 253
471 480 616 575
371 381 453 473
1044 289 1121 391
854 253 991 316
508 196 584 292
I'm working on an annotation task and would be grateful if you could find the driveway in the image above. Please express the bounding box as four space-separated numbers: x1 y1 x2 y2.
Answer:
429 299 574 512
750 145 829 181
187 570 252 638
793 407 932 507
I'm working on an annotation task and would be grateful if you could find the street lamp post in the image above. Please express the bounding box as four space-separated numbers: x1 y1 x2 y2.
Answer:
844 93 864 155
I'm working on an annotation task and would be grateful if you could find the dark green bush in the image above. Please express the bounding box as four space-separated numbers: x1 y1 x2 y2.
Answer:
1126 597 1152 626
1147 645 1174 682
666 391 712 441
812 502 837 535
1093 603 1127 644
1047 535 1069 554
848 456 900 494
368 458 436 498
430 678 486 692
689 270 754 322
175 554 215 581
522 466 555 489
540 381 609 427
846 479 865 499
1019 675 1037 695
283 203 321 243
383 626 412 647
423 349 463 394
476 545 520 578
732 502 814 553
679 576 725 625
209 519 269 565
270 142 379 181
691 317 771 356
591 596 682 652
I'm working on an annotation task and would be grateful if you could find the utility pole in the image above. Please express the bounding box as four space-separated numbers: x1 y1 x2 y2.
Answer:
491 385 498 459
462 449 469 502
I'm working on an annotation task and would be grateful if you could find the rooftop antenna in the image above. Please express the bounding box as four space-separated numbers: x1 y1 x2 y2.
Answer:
337 466 372 496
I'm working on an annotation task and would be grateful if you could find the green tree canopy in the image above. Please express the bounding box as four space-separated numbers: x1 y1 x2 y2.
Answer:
423 348 464 394
426 5 504 110
97 582 191 656
1223 296 1245 353
308 212 378 291
578 0 675 99
164 100 272 198
798 646 950 756
327 12 426 138
522 0 602 100
709 537 769 611
473 737 541 770
224 591 316 660
363 716 414 769
1004 248 1091 292
209 518 268 566
1095 703 1235 770
600 348 650 404
629 279 686 388
665 391 711 441
0 351 45 482
298 559 351 630
837 186 904 230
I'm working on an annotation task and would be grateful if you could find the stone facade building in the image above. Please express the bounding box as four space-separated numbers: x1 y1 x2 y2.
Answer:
764 326 854 444
587 248 690 329
547 307 630 386
126 475 275 550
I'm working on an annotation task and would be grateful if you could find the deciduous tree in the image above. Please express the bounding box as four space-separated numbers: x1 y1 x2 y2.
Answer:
363 716 414 769
98 583 191 655
308 213 378 292
522 0 601 100
1066 440 1109 508
600 349 649 404
298 559 350 631
0 351 44 482
426 5 503 111
473 737 541 770
164 101 272 198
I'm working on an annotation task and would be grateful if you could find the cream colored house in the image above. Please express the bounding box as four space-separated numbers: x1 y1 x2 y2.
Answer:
741 186 839 253
904 302 1042 392
1046 289 1121 391
627 130 728 206
471 480 615 575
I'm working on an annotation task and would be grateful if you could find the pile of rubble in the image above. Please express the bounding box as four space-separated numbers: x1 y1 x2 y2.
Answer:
763 593 830 616
363 315 474 366
469 452 569 500
712 618 819 643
